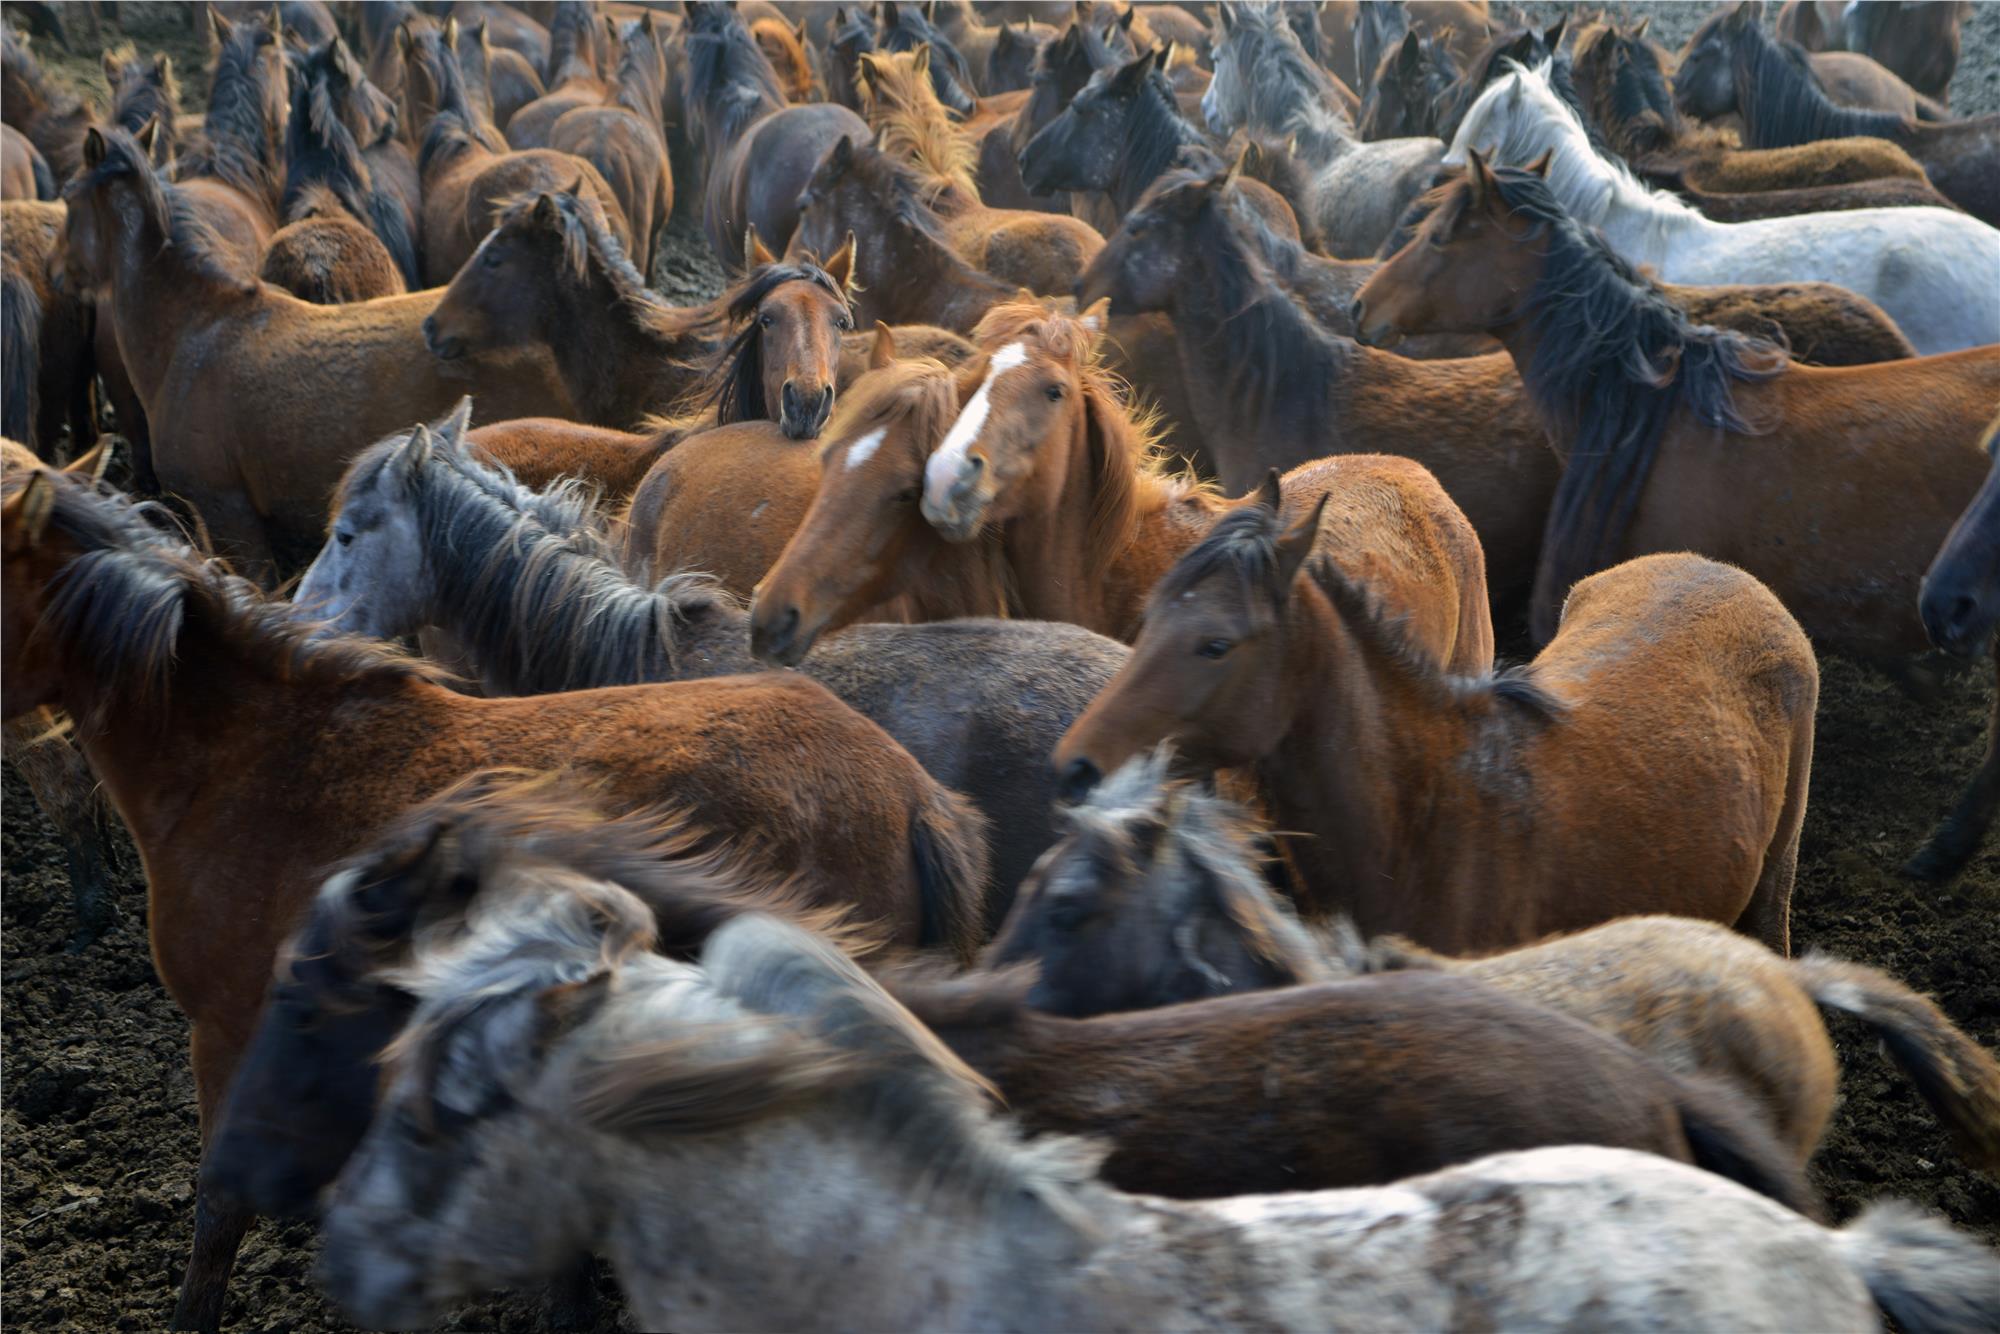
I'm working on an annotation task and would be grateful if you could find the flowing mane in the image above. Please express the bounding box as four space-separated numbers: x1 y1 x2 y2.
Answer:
1158 501 1562 717
684 5 787 150
1442 164 1787 626
858 48 978 200
706 256 851 425
1214 2 1354 162
331 423 730 694
181 13 284 214
4 462 448 733
1727 19 1910 149
1575 24 1687 158
285 42 420 283
64 127 259 294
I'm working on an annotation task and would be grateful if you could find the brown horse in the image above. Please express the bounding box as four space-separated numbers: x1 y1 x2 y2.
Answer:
547 14 674 278
1055 503 1817 955
752 14 819 102
2 201 94 458
684 0 870 266
0 459 992 1331
1 29 93 185
1575 21 1936 197
0 123 52 199
465 417 674 502
62 127 570 572
182 7 289 235
260 186 409 303
458 16 547 131
101 42 181 169
1840 0 1972 103
421 184 878 436
1354 154 2000 878
399 18 631 284
991 752 2000 1171
913 299 1495 657
500 0 609 148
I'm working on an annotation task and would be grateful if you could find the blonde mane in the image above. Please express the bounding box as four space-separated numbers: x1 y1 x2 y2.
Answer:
857 47 979 202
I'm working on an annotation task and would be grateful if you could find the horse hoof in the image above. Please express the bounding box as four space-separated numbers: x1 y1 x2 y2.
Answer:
1901 837 1970 884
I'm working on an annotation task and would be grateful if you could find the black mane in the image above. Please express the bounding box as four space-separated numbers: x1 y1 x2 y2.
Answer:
284 42 422 286
1729 20 1910 149
684 5 786 151
182 13 284 214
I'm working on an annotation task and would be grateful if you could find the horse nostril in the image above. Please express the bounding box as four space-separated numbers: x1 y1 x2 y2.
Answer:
1349 297 1367 331
421 315 437 344
1056 757 1101 804
1946 594 1979 630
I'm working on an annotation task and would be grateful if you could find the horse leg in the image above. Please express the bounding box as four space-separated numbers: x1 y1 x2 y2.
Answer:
1739 714 1813 956
173 1025 255 1332
3 715 120 950
1905 648 2000 882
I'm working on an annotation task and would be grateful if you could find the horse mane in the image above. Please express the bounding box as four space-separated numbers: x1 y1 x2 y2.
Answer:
1215 3 1353 154
577 912 1107 1226
969 297 1198 575
489 185 693 339
858 48 978 200
105 44 181 156
610 17 667 122
1063 749 1330 984
285 51 373 218
65 127 259 295
1578 25 1685 158
684 5 787 149
1 28 82 120
705 256 849 425
544 0 601 85
1729 19 1909 148
1101 58 1206 204
409 23 505 163
1460 164 1786 622
838 139 1007 288
5 462 448 734
182 13 283 212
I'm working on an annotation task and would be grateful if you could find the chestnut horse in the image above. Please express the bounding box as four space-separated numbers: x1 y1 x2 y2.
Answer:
913 299 1494 658
1354 155 2000 878
61 127 569 573
0 460 991 1330
682 0 869 266
1055 504 1817 956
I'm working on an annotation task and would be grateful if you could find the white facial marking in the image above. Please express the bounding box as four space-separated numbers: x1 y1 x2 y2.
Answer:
842 427 887 471
925 341 1029 506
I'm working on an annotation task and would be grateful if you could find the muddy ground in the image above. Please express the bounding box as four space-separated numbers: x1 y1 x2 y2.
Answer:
6 3 2000 1331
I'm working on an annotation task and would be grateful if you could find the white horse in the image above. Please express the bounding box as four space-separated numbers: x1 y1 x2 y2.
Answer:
1202 1 1442 258
1445 60 2000 355
318 877 2000 1334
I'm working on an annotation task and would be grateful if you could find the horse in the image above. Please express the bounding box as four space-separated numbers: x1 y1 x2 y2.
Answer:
420 184 877 436
993 750 2000 1171
306 906 1990 1333
683 0 869 266
1921 415 2000 660
61 126 570 573
1358 28 1461 140
0 123 53 200
457 16 546 131
1682 0 1951 122
875 0 983 114
1680 5 1999 226
102 42 181 168
182 7 289 235
1202 1 1442 257
1573 21 1935 198
907 300 1494 660
1445 60 2000 355
0 30 92 185
930 0 1057 94
1017 46 1213 219
2 201 94 458
260 185 409 303
501 0 609 148
1055 496 1817 954
1352 155 2000 880
546 14 674 278
1843 0 1971 103
279 36 424 289
296 415 1127 907
750 14 818 103
400 18 632 284
462 417 673 501
0 457 992 1331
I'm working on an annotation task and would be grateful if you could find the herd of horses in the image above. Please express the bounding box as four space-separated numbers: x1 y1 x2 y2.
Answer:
4 0 2000 1329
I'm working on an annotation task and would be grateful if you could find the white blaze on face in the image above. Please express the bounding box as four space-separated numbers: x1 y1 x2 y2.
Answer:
842 427 887 471
925 341 1029 511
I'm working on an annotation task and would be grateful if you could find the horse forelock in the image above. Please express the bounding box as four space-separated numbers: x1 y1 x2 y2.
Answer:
817 358 960 466
707 261 848 424
862 48 979 199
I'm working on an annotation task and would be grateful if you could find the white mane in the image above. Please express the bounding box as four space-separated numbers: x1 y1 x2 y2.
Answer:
1444 59 1701 234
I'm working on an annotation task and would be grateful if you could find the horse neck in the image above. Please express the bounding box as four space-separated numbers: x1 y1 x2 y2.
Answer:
1260 582 1471 920
549 276 712 425
1549 132 1709 260
597 1103 1100 1329
853 209 1009 330
1286 98 1355 169
106 195 252 404
1111 87 1203 215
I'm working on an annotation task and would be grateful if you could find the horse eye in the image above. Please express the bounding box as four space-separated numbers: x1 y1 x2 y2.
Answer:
759 313 774 329
1045 383 1064 401
336 530 355 547
837 314 852 331
894 486 920 504
1197 637 1233 659
481 247 502 269
1047 898 1092 932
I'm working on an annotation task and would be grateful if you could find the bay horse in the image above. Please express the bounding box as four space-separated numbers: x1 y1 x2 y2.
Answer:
1573 21 1935 198
61 126 570 573
1075 164 1556 598
913 299 1494 658
458 16 546 132
1358 28 1461 141
0 458 991 1331
751 14 818 104
297 413 1127 906
463 417 673 502
546 14 674 278
3 201 95 458
183 7 289 236
1446 60 2000 355
102 42 181 168
1352 154 2000 879
0 123 53 200
399 17 631 284
1678 5 2000 226
1055 506 1816 953
683 0 869 266
1684 2 1948 120
994 750 2000 1171
1 29 93 184
500 0 609 149
1842 0 1971 103
259 185 408 303
281 35 424 288
310 906 1941 1333
1202 1 1442 258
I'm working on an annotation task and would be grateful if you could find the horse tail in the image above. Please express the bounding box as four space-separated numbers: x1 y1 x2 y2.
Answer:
1834 1201 2000 1334
31 147 57 201
908 780 991 965
366 188 423 290
1668 1071 1822 1219
2 263 42 445
1793 952 2000 1174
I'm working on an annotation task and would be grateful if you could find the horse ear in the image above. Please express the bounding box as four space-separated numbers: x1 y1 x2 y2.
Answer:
913 42 932 78
267 4 284 41
829 133 856 172
1255 469 1282 513
209 5 232 50
64 439 113 482
924 0 938 22
397 21 415 57
1078 295 1110 337
155 52 173 83
82 126 108 169
824 230 858 293
5 471 56 552
794 17 806 42
1464 147 1493 208
533 191 561 225
869 321 898 369
404 423 435 476
1112 46 1157 92
1117 7 1136 32
102 47 121 83
331 34 360 81
1630 14 1652 39
443 16 459 48
1274 492 1327 590
1544 13 1566 49
1525 148 1553 178
744 223 778 268
440 396 474 442
134 116 161 158
644 12 658 37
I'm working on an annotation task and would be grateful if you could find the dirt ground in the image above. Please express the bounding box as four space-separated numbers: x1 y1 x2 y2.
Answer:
5 3 1999 1332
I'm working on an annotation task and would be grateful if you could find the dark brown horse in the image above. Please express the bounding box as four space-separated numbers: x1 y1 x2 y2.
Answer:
683 0 870 266
260 186 408 303
0 459 991 1330
458 16 547 131
1840 0 1972 103
501 0 610 148
61 127 569 572
2 201 94 458
1 29 95 183
1354 154 2000 879
280 34 424 289
546 14 674 277
1055 496 1817 956
182 7 290 235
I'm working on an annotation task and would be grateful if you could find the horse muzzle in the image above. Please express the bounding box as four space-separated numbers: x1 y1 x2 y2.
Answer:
1919 582 1997 660
780 382 834 440
1349 296 1402 349
421 315 465 362
921 456 989 541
